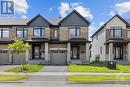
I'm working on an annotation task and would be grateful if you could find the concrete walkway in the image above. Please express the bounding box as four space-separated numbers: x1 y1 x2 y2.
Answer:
0 65 19 72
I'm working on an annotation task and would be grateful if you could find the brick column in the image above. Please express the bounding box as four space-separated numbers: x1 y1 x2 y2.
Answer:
67 43 71 64
45 42 49 64
25 43 29 63
86 43 89 61
109 43 113 61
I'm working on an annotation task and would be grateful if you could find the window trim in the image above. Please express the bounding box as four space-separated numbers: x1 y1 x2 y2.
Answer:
68 25 80 37
111 26 122 37
16 27 28 38
33 26 45 37
51 28 59 39
0 27 10 38
127 30 130 38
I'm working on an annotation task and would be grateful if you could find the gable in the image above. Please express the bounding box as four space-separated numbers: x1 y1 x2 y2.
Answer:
28 15 50 27
106 16 126 29
59 11 90 27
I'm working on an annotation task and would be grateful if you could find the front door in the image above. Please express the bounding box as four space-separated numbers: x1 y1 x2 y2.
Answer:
34 46 41 59
114 46 123 59
71 46 79 59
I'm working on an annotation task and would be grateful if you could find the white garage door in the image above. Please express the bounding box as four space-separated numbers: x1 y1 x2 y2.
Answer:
50 50 67 65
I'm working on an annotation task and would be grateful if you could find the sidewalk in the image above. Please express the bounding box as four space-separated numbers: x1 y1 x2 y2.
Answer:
1 72 130 76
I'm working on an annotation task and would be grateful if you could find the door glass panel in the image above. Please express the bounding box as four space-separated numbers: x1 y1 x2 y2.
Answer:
34 46 40 59
115 47 120 58
73 48 77 58
71 47 79 59
114 46 123 59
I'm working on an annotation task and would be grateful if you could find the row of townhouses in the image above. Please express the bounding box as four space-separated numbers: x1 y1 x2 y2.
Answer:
0 10 130 65
0 10 90 65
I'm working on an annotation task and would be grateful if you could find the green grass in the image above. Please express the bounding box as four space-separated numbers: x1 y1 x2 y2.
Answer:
68 64 130 72
68 75 130 82
0 75 28 81
6 64 44 72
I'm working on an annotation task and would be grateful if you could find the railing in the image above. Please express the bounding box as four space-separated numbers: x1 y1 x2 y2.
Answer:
106 29 127 40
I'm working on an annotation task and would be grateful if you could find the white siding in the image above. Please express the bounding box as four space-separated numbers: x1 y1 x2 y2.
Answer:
91 28 106 61
106 16 126 29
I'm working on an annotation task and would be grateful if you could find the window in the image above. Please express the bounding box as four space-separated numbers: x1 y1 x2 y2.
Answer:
33 27 44 37
100 46 102 54
51 28 58 39
111 26 122 37
0 28 9 38
96 34 98 40
69 26 80 37
128 30 130 38
16 28 27 38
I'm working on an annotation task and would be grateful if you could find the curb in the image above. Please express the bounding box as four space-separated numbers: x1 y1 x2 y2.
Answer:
0 81 24 83
69 81 130 84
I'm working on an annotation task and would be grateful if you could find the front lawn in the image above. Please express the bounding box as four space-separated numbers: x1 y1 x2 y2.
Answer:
0 75 28 81
68 75 130 82
6 64 44 72
68 64 130 72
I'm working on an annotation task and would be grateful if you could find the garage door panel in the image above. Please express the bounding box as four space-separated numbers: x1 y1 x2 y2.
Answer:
50 50 67 65
0 53 10 65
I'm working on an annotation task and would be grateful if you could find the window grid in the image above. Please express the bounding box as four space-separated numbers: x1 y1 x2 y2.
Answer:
0 28 9 38
69 25 80 37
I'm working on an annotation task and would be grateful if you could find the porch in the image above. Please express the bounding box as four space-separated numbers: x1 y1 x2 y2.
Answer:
106 42 130 64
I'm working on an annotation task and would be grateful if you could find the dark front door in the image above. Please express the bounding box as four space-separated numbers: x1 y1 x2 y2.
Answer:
33 45 41 59
114 46 123 59
71 46 79 59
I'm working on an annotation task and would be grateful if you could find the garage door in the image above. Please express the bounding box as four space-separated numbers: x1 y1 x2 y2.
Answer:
0 50 10 65
50 50 67 65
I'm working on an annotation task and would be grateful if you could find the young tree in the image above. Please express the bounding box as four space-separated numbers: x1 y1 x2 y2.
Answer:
8 39 31 64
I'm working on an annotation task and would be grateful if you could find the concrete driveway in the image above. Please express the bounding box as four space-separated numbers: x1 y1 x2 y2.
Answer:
0 65 19 72
22 66 67 86
42 66 67 72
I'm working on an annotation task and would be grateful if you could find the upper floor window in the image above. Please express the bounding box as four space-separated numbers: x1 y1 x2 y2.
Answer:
33 27 45 37
16 28 27 38
51 28 58 39
111 26 122 37
0 28 9 38
69 25 80 37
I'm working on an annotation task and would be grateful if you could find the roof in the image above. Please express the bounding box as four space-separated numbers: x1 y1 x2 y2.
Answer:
59 10 90 26
0 19 29 25
125 19 130 25
91 14 130 38
27 14 51 25
48 18 62 25
0 10 90 26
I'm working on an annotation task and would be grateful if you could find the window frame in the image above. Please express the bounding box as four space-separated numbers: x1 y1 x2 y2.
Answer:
111 26 122 37
0 27 10 38
16 27 28 38
127 30 130 38
69 25 80 37
33 26 45 37
51 28 59 39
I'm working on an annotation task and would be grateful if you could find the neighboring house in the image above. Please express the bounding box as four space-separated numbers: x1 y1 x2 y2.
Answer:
91 14 130 64
0 10 90 65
